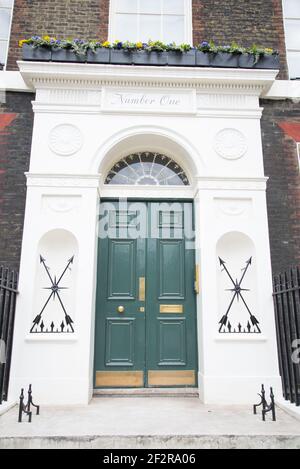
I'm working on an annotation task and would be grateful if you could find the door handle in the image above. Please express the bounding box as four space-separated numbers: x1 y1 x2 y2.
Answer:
117 306 125 313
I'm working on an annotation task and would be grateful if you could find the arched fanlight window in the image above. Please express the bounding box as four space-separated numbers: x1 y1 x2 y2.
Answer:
105 152 189 186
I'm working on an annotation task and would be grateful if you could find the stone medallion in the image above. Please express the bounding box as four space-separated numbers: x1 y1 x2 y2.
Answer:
214 128 247 160
49 124 83 156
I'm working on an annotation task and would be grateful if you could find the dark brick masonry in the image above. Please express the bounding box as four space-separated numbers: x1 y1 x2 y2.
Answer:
7 0 110 70
261 100 300 273
192 0 288 79
0 92 34 270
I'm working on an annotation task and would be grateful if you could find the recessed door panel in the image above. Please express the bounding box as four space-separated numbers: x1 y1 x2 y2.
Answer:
105 318 135 367
108 240 136 299
159 240 185 299
158 318 186 366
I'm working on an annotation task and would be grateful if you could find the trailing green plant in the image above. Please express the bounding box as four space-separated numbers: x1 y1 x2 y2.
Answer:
58 38 89 56
166 42 192 53
145 40 167 52
247 44 278 64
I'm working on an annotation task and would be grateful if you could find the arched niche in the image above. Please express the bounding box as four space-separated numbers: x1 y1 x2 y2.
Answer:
31 230 78 334
216 232 259 334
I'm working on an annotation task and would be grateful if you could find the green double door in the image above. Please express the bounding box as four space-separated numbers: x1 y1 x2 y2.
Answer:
94 200 198 388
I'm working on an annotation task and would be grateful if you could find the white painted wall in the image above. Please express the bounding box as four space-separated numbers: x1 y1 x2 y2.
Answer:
9 63 281 405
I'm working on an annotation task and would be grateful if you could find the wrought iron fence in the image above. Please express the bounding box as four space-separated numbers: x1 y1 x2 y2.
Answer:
0 266 18 404
273 267 300 407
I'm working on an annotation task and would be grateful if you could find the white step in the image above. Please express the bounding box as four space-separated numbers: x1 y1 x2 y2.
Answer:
93 388 199 398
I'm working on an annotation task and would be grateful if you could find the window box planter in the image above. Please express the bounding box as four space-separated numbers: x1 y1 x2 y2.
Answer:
86 48 110 64
51 48 86 63
132 50 168 66
22 44 51 61
167 50 196 67
254 54 280 69
110 49 132 65
210 52 239 68
239 53 256 68
195 51 212 66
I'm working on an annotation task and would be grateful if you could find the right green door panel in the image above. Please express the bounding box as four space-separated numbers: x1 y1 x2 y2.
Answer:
146 202 198 387
94 200 198 388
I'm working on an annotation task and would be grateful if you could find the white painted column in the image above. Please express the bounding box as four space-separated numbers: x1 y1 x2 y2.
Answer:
195 178 281 404
9 174 100 405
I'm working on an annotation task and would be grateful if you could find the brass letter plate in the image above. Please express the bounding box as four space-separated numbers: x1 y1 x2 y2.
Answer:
160 304 183 314
139 277 145 301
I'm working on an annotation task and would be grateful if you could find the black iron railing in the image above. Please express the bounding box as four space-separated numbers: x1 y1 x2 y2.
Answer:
273 267 300 407
0 266 18 404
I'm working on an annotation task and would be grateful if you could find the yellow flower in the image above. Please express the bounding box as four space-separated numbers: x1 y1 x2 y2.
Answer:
102 41 111 48
18 39 27 47
265 48 273 54
43 35 51 41
136 41 143 49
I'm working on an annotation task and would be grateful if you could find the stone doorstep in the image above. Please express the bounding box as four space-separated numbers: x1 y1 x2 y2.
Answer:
93 388 199 398
276 399 300 422
0 401 17 416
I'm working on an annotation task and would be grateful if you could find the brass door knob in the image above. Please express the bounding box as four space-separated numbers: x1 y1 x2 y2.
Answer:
117 306 125 313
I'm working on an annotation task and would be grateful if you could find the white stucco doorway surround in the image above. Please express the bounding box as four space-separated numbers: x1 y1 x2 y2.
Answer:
8 62 282 406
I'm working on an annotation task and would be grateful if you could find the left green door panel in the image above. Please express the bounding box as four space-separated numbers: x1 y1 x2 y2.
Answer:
94 201 146 387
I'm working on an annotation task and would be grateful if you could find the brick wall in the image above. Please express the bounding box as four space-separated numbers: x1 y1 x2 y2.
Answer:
192 0 288 78
7 0 110 70
8 0 288 76
261 100 300 273
0 92 34 269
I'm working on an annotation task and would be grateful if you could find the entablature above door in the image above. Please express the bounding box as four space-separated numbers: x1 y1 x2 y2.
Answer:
17 61 278 118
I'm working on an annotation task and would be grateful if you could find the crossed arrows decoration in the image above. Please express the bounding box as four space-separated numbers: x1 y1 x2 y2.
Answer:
30 255 75 333
218 257 261 334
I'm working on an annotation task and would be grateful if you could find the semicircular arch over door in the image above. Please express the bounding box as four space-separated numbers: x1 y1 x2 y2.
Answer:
105 152 190 186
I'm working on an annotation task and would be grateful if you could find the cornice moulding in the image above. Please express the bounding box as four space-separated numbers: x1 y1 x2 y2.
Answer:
17 61 278 96
26 173 101 188
195 176 268 191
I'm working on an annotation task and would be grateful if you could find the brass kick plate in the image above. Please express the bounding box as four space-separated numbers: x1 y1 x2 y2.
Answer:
139 277 145 301
148 370 196 386
96 371 144 387
160 304 183 314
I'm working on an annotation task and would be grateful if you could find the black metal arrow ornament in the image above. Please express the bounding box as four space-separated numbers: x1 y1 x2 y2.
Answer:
218 257 261 334
30 255 75 334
